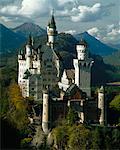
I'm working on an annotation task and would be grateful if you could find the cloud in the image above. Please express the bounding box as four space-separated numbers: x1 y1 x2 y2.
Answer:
0 0 111 23
64 30 76 35
87 23 120 44
19 0 50 17
71 3 108 22
87 27 100 40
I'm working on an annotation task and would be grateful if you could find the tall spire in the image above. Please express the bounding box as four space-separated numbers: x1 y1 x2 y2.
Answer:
48 9 56 29
47 10 57 49
28 34 33 45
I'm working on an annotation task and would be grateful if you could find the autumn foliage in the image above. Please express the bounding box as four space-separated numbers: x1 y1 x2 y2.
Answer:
8 82 29 129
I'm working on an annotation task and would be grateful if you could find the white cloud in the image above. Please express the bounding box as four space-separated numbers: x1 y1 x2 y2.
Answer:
64 30 76 35
1 5 18 15
19 0 50 17
87 23 120 44
87 27 100 40
71 3 105 22
0 0 110 23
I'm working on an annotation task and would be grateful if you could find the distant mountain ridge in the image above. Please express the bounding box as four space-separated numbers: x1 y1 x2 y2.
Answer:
12 22 46 38
74 32 117 56
0 23 117 56
0 24 26 54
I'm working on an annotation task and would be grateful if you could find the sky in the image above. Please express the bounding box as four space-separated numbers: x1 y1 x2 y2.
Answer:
0 0 120 44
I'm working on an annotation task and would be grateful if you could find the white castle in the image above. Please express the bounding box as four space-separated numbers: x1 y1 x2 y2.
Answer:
18 14 106 132
18 14 60 101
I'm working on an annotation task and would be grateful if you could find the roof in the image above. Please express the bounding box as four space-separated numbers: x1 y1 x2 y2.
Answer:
23 69 31 79
48 15 56 29
27 34 33 45
65 69 75 80
79 39 88 47
65 84 83 97
41 44 59 60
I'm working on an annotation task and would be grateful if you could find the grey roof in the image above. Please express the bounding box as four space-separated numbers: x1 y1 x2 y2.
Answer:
48 15 56 29
65 69 75 80
65 84 83 97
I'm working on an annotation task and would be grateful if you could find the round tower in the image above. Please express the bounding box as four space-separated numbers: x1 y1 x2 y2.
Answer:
98 86 105 125
76 39 88 60
42 89 50 134
26 35 33 69
47 12 57 49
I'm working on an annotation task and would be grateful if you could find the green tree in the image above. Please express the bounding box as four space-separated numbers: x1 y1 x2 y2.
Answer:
67 125 90 150
111 128 120 149
91 127 102 150
66 107 78 126
110 94 120 112
52 125 68 150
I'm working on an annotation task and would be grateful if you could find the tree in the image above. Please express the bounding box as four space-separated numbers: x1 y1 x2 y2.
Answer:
67 125 90 150
110 94 120 112
7 82 29 130
52 126 68 150
111 128 120 149
66 107 78 126
91 127 102 150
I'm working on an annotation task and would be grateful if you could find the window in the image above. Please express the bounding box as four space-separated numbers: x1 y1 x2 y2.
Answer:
32 88 34 90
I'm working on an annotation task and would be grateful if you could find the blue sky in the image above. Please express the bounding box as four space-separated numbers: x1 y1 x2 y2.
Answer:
0 0 120 44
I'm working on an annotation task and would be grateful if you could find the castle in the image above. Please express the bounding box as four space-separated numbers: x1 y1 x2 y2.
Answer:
18 13 106 134
18 13 61 101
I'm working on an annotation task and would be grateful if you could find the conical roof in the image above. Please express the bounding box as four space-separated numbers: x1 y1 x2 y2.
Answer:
48 15 56 29
79 39 88 47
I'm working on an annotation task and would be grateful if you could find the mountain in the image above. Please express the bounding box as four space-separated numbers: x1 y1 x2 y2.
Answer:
103 50 120 66
107 43 120 50
0 24 26 54
74 32 117 56
12 22 46 38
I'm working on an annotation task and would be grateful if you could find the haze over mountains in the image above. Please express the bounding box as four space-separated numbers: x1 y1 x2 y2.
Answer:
0 23 118 56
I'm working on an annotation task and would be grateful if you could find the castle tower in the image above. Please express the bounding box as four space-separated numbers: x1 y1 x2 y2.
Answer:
47 11 57 49
42 89 50 134
26 34 33 69
73 39 94 97
98 86 106 125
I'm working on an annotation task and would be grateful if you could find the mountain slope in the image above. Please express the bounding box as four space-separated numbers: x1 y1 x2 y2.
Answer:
74 32 117 56
13 22 46 38
0 24 26 54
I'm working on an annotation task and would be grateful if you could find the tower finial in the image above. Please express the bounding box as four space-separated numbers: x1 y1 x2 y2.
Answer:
51 8 54 16
28 33 34 46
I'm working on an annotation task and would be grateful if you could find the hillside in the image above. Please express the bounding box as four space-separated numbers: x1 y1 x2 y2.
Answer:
74 32 117 56
31 33 120 84
103 50 120 66
0 24 26 54
12 22 46 38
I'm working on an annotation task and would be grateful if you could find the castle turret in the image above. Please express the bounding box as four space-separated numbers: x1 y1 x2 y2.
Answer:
26 34 33 69
47 11 57 49
74 39 94 97
42 89 50 134
98 86 106 125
